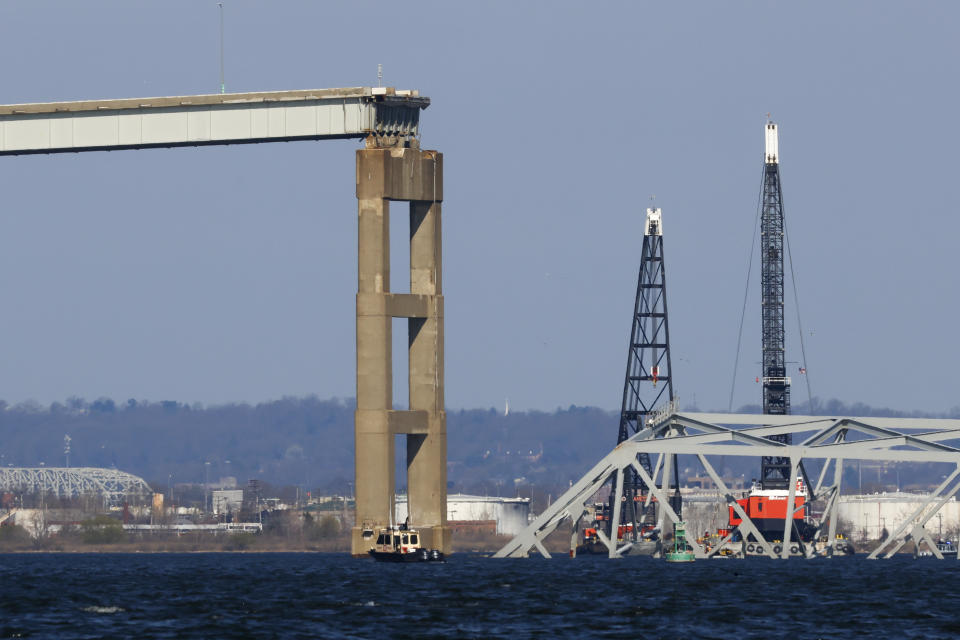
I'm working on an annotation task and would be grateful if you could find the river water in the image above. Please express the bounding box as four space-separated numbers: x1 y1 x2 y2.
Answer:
1 553 958 638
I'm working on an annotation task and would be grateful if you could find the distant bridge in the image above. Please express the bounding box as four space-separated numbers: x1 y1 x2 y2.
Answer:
0 467 153 503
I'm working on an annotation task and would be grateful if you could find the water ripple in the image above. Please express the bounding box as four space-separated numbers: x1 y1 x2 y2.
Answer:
0 553 959 638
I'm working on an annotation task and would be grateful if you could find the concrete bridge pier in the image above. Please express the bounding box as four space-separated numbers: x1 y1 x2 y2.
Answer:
352 143 448 556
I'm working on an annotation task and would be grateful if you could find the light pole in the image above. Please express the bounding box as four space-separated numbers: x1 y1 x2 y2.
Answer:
218 3 225 94
39 462 45 527
204 461 211 514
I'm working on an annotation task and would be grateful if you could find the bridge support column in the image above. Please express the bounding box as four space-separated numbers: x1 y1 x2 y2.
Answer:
352 145 448 556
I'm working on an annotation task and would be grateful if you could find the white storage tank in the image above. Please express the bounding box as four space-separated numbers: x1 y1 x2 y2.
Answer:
837 493 960 541
395 493 530 536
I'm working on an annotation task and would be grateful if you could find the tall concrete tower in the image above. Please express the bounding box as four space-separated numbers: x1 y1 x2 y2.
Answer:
351 139 449 556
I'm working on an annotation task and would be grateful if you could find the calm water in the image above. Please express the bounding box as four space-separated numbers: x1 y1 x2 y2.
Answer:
1 553 959 639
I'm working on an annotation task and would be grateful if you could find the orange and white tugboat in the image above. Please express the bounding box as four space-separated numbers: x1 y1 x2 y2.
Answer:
368 524 445 563
729 478 814 555
702 478 856 557
726 478 854 556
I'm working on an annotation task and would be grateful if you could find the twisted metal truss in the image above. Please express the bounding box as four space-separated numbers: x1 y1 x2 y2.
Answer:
0 467 153 504
495 410 960 559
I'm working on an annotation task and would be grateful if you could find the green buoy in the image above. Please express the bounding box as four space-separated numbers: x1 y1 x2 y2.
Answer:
665 521 696 562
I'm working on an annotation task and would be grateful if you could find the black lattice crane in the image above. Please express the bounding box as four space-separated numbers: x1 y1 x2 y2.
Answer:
759 120 793 489
612 207 680 534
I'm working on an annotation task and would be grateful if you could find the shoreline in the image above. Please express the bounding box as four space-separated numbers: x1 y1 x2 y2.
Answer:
0 532 515 555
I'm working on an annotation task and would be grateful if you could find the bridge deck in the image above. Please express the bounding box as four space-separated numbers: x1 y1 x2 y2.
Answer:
0 86 428 155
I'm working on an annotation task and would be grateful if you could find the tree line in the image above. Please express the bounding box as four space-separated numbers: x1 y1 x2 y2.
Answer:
0 395 957 496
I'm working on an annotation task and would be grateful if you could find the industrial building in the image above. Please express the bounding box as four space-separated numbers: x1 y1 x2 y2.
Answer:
212 490 245 516
838 493 960 542
395 494 529 537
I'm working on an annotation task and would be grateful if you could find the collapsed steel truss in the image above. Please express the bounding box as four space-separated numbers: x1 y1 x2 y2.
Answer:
494 410 960 559
0 467 153 504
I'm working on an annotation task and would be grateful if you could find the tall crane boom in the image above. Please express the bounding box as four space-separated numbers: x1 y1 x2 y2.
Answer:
760 121 792 489
618 207 674 445
612 207 680 533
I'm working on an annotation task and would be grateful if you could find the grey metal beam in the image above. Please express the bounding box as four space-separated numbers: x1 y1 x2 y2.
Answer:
607 468 625 559
627 440 960 463
813 485 838 557
659 443 674 539
826 453 843 556
644 453 664 509
832 419 960 452
0 87 428 155
781 457 799 559
813 431 844 494
569 510 586 557
686 412 960 432
802 420 849 447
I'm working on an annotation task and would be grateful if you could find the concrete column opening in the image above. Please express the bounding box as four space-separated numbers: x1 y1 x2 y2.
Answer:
392 317 410 410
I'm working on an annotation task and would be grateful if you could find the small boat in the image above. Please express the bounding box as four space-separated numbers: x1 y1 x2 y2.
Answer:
919 539 958 558
937 540 959 557
665 521 695 562
368 526 445 563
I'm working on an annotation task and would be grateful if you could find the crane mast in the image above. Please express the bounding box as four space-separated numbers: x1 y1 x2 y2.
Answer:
618 208 674 445
760 121 792 489
613 207 680 533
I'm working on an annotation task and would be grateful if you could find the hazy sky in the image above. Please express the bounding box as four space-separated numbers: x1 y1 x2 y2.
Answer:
0 2 957 413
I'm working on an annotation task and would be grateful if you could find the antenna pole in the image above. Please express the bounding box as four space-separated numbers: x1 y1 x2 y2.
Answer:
218 3 225 94
377 63 383 88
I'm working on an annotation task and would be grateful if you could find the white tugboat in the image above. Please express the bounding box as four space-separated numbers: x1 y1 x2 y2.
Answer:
368 525 445 563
